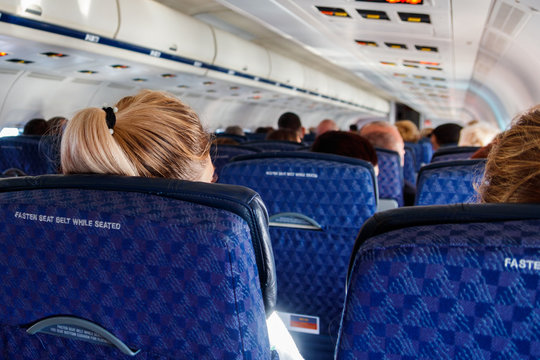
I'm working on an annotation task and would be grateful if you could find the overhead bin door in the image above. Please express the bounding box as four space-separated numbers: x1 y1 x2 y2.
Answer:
0 0 118 38
115 0 215 65
268 51 304 89
212 28 270 79
303 67 328 95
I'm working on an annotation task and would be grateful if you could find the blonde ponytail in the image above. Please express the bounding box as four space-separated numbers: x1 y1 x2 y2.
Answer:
61 90 212 181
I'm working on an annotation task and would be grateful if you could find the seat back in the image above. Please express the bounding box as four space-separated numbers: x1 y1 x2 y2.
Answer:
403 144 417 185
0 175 276 359
431 146 480 163
416 159 485 205
219 152 378 359
243 140 306 152
337 204 540 359
0 136 57 175
215 133 247 143
419 139 433 166
375 148 404 206
210 144 260 177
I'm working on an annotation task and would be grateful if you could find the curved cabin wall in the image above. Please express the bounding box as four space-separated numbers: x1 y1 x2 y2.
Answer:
0 0 389 130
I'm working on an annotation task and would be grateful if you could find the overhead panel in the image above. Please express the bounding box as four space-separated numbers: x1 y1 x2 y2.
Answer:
398 12 431 23
316 7 350 18
356 9 390 20
0 0 118 37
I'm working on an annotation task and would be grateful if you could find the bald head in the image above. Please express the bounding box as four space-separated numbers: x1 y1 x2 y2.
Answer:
360 121 405 165
316 119 339 137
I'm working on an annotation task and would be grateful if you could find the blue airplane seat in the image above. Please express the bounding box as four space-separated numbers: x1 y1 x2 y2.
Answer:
0 136 58 175
243 140 306 152
375 148 404 207
416 159 486 205
211 144 260 177
245 132 267 141
0 174 277 359
219 151 378 360
431 146 480 163
214 133 247 143
418 138 433 166
403 144 417 186
336 203 540 359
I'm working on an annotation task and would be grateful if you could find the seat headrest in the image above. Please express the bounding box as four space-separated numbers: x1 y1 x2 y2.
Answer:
348 203 540 286
0 174 277 313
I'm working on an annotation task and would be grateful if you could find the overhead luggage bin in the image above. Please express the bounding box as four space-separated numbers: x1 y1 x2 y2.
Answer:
302 66 328 95
268 51 304 89
115 0 215 75
211 28 271 80
0 0 118 38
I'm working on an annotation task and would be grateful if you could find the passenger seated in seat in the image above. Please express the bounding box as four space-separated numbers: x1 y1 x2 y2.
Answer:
277 111 304 140
360 121 415 206
311 130 379 175
478 104 540 203
61 89 303 360
266 128 301 142
23 118 49 136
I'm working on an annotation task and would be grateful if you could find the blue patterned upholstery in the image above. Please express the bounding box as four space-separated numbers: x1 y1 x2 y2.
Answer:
403 145 417 186
416 159 485 205
419 139 433 166
431 146 480 163
375 148 404 207
219 152 378 359
336 204 540 359
211 144 260 177
243 140 306 152
0 175 276 359
0 136 57 175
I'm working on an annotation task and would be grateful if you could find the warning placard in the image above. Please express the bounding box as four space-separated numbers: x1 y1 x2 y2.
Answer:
14 211 121 230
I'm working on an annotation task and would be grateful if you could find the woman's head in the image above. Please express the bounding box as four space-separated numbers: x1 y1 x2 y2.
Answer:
478 105 540 203
61 90 213 182
395 120 420 143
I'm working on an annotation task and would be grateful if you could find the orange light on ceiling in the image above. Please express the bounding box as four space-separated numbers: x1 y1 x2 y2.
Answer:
0 52 8 57
420 61 440 66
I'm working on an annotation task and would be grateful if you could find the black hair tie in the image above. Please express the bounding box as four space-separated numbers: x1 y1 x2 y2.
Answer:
102 107 117 134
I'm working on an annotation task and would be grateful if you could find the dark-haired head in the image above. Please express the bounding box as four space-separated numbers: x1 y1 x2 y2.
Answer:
23 118 49 136
311 131 378 174
278 112 301 131
431 123 462 150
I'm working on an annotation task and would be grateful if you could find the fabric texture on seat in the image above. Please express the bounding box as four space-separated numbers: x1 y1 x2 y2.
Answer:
0 136 57 175
375 148 404 207
0 175 275 359
219 151 377 360
403 145 417 186
243 141 306 152
336 204 540 360
211 144 260 177
416 159 485 205
431 146 480 163
419 140 433 167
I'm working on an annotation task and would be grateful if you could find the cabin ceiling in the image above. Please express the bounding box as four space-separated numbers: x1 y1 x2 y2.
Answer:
156 0 497 124
153 0 390 100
